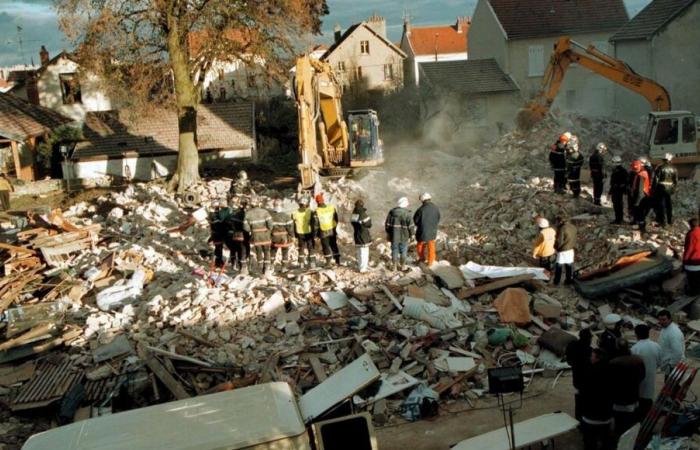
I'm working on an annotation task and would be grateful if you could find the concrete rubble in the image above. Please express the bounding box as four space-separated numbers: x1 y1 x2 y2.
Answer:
0 112 699 444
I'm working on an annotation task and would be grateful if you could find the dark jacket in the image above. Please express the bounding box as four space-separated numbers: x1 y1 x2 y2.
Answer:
229 179 253 198
609 165 628 196
549 142 567 171
555 221 577 252
243 207 273 246
413 201 440 241
609 354 646 407
230 207 248 242
581 361 613 422
209 207 233 241
589 151 605 180
270 211 294 247
566 151 584 181
385 207 414 244
351 206 372 246
599 328 621 360
653 162 678 194
566 339 592 390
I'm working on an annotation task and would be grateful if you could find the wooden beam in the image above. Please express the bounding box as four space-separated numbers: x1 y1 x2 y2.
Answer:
0 242 37 255
457 274 535 298
137 344 190 400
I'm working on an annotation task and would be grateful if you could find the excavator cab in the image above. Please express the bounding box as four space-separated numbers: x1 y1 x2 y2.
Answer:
645 111 700 177
347 110 383 166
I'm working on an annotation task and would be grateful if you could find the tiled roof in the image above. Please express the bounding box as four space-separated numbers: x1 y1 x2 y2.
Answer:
407 19 470 56
610 0 697 41
0 92 72 142
419 59 519 94
488 0 628 40
73 101 255 160
321 23 406 60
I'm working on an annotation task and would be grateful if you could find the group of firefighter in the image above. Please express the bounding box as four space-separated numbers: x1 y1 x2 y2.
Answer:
208 170 341 276
550 132 678 233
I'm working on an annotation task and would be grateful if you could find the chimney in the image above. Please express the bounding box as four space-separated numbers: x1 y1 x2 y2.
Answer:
366 14 387 38
334 24 342 43
39 45 49 66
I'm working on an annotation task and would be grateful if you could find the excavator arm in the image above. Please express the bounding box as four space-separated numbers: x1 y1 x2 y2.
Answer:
518 37 671 130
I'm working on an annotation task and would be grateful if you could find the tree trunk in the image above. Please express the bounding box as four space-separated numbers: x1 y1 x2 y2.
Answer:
173 106 199 193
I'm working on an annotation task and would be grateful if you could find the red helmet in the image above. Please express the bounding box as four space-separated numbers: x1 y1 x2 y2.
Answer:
315 193 324 204
559 132 572 143
631 160 642 172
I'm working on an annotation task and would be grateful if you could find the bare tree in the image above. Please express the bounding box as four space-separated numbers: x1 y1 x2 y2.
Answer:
57 0 328 192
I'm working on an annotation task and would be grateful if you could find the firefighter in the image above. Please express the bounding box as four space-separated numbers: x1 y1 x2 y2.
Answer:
549 132 570 194
229 170 254 201
230 196 250 275
292 196 316 268
608 155 628 224
653 153 678 227
270 198 294 271
566 135 584 198
630 160 652 233
589 142 607 206
314 193 340 266
243 196 273 275
385 197 415 271
208 198 235 269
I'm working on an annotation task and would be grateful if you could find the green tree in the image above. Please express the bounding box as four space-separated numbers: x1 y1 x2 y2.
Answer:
57 0 328 193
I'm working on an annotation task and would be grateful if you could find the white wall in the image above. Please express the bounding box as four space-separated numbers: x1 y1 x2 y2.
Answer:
468 0 508 71
201 58 284 101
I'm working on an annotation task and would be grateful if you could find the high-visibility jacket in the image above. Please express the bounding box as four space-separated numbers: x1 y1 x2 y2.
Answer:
315 204 338 237
532 227 556 258
292 208 313 235
632 170 651 206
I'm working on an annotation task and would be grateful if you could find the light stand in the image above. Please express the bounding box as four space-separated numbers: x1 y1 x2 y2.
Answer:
488 366 525 450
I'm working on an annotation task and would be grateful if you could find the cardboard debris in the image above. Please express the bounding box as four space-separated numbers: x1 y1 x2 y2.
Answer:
493 288 531 324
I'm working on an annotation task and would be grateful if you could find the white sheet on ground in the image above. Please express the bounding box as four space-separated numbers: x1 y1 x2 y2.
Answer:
459 261 549 281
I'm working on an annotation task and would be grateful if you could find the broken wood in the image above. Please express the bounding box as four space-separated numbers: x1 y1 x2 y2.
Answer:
0 242 36 255
378 285 403 311
457 274 535 298
146 346 213 368
306 355 327 382
176 328 216 347
0 323 57 351
137 344 190 400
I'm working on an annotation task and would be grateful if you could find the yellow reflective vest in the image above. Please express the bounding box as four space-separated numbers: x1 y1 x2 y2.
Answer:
292 209 313 235
316 205 337 232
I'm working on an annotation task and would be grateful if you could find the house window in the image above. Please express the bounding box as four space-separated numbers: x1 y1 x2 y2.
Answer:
383 64 393 80
247 74 256 88
682 117 697 143
528 45 545 77
360 40 370 55
337 61 346 72
218 69 225 81
59 73 82 104
354 66 363 82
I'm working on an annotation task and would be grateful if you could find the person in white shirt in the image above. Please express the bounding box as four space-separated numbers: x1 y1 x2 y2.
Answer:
631 324 661 420
657 309 685 378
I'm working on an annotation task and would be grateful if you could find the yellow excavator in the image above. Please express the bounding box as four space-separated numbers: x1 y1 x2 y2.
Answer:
518 36 699 176
294 55 384 189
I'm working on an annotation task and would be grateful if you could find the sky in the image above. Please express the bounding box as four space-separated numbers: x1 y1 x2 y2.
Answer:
0 0 654 67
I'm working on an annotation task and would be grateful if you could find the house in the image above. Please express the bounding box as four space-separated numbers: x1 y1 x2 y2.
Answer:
419 59 520 145
610 0 700 121
320 15 406 93
0 92 73 181
469 0 628 116
69 101 256 180
400 17 470 87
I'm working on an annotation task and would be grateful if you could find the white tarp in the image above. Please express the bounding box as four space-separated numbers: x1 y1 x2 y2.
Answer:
459 261 549 281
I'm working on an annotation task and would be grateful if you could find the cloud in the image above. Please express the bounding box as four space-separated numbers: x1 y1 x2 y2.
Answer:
0 1 66 66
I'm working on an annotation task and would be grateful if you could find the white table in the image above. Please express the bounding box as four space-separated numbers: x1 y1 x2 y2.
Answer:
452 412 579 450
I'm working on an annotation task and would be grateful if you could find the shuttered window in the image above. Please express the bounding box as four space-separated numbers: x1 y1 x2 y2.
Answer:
528 45 545 77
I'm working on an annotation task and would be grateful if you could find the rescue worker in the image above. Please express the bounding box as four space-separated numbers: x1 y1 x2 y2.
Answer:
229 170 254 201
532 216 556 270
553 215 577 285
653 153 678 227
0 172 13 211
208 198 235 269
385 197 414 271
580 348 614 450
549 132 570 194
589 142 607 206
413 192 440 267
630 160 652 233
608 155 628 224
270 199 294 272
230 197 250 275
683 218 700 295
350 199 372 273
599 313 622 360
243 196 273 275
314 193 340 266
609 339 645 439
292 196 316 268
566 135 584 198
566 328 592 422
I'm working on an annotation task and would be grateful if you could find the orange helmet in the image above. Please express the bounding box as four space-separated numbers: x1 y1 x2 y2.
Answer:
315 193 324 204
631 160 642 172
559 134 570 143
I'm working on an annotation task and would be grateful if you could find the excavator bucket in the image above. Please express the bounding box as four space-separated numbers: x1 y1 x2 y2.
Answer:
516 103 548 131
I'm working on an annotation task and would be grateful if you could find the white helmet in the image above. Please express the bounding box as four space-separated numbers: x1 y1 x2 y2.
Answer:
664 153 673 161
596 142 607 153
238 170 248 181
419 192 432 202
611 155 622 163
397 197 409 208
535 217 549 228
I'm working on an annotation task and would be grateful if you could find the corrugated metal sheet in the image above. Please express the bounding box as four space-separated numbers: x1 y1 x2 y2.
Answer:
12 356 83 410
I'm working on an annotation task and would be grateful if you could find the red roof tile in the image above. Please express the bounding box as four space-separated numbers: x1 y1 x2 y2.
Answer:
408 19 470 56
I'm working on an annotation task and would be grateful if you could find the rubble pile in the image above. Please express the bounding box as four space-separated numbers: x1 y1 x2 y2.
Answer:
0 112 699 444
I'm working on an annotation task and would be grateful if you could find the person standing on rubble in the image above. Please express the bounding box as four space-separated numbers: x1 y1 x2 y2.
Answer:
243 196 273 275
609 338 645 439
589 143 607 206
385 197 414 271
532 216 556 270
230 197 250 275
413 192 440 267
658 309 685 379
553 216 577 285
208 198 235 269
684 218 700 295
566 135 584 198
631 324 661 420
608 156 628 224
566 328 592 423
580 348 614 450
314 193 341 266
292 196 316 269
0 172 13 211
270 199 294 272
599 313 622 360
652 153 678 227
549 132 570 194
350 199 372 273
630 160 652 233
229 170 254 201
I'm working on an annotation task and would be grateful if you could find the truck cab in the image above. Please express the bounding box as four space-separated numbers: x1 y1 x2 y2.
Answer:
645 111 700 176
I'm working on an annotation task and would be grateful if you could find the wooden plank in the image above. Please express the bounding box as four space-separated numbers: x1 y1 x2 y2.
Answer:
668 295 700 313
379 285 403 311
458 274 535 299
307 355 327 382
137 344 190 400
0 242 36 255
